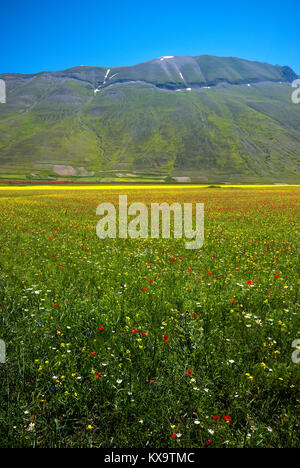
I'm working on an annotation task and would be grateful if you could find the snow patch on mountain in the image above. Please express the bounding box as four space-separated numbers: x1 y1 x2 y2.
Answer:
103 69 111 84
94 69 111 94
109 73 118 80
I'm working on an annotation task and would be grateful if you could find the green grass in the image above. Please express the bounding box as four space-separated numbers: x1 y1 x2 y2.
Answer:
0 187 299 448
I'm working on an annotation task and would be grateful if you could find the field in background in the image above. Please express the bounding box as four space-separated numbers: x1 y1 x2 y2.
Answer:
0 187 299 448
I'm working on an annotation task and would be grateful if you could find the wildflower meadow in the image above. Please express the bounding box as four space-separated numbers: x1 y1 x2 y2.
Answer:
0 186 299 448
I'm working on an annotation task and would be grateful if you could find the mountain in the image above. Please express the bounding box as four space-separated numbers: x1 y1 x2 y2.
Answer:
0 55 299 183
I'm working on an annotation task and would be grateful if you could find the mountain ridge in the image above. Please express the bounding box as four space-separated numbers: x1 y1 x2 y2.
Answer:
0 55 299 183
1 55 298 90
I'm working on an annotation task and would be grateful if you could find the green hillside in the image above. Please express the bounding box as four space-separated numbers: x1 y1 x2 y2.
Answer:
0 55 299 182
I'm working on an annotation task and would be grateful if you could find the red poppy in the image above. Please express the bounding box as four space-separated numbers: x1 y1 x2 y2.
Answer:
52 254 57 258
274 275 280 279
224 416 231 422
91 352 96 356
170 433 177 438
205 440 212 446
141 332 147 337
246 280 253 285
141 287 147 291
163 334 169 342
186 370 192 375
132 329 138 334
98 327 105 331
95 372 102 378
178 256 182 260
213 415 220 421
170 257 175 261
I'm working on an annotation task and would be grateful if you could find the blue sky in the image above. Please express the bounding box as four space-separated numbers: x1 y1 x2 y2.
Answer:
1 0 299 74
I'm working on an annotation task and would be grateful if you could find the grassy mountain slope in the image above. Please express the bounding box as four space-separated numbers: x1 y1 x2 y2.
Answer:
0 55 299 182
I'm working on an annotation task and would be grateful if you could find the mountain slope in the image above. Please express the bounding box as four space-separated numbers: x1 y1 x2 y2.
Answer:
0 55 299 183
